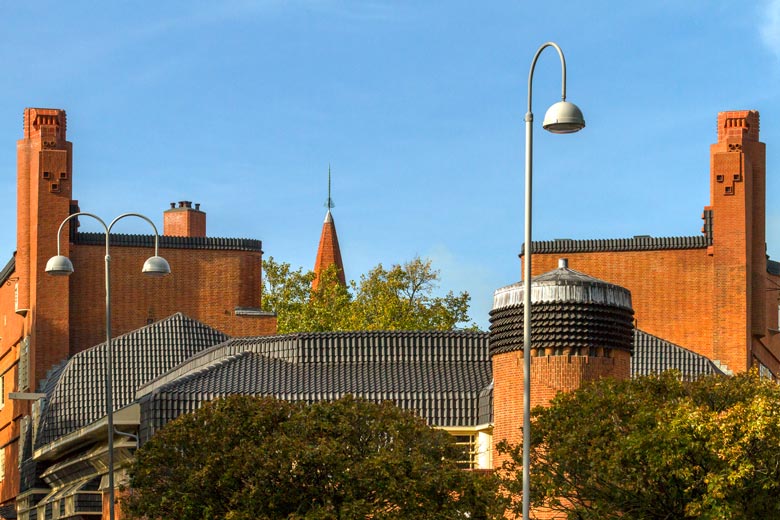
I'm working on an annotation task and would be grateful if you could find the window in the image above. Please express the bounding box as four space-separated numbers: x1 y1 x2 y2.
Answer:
0 375 4 409
0 447 6 481
453 434 477 469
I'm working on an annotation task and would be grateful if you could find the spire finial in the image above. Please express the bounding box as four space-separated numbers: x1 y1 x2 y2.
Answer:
324 164 335 210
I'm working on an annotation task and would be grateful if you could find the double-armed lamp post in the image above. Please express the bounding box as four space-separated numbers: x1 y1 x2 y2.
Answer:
521 42 585 520
46 212 171 520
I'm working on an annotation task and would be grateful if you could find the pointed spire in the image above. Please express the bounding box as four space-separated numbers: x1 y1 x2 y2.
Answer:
313 165 346 290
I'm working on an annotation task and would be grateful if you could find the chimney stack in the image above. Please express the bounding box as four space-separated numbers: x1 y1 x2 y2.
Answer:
163 200 206 237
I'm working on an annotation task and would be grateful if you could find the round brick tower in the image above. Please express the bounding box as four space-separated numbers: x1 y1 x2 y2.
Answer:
490 258 634 465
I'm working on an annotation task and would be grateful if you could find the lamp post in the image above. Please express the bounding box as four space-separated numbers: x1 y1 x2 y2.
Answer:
46 212 171 520
522 42 585 520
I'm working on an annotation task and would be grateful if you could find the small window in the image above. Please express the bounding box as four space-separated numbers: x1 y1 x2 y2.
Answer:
733 173 741 181
0 447 5 482
50 183 60 193
59 171 68 180
453 434 477 469
42 171 51 180
716 174 724 182
725 186 733 194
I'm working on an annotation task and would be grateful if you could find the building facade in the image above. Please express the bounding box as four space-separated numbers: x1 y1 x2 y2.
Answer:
527 110 780 376
0 108 776 519
0 108 278 513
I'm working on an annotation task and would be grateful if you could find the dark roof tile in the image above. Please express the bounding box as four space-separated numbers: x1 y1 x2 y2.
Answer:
35 314 228 449
631 329 724 379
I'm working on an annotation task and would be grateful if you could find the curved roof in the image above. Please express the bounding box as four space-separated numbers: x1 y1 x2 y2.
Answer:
493 261 632 311
139 330 492 440
35 313 228 449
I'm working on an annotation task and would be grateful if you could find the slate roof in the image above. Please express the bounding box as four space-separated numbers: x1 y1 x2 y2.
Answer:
769 259 780 276
35 314 228 449
74 232 262 252
631 329 725 379
138 330 492 441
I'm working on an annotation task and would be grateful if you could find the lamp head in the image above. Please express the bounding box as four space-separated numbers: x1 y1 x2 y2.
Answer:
45 255 74 276
142 256 171 277
542 101 586 134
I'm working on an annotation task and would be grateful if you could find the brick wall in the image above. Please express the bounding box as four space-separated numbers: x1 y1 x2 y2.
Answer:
530 250 715 361
68 243 275 355
492 350 630 466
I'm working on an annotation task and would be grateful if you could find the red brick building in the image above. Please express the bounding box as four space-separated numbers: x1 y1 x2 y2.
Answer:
0 108 277 511
526 110 779 376
489 109 779 519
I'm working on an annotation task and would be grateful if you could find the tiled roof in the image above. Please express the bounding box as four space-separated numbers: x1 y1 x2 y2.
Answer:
139 330 492 441
631 329 725 379
523 235 710 254
769 259 780 276
34 314 228 449
0 256 14 286
489 302 635 356
74 232 262 252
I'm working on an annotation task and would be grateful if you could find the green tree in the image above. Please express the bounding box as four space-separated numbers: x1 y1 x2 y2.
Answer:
263 257 352 332
262 256 476 333
124 395 505 520
497 371 780 520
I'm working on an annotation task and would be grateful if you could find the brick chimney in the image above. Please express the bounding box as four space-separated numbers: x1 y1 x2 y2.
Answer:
163 201 206 237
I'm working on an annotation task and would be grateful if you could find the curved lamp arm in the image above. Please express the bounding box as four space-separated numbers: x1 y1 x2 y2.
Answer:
53 212 109 255
108 212 164 257
527 41 568 114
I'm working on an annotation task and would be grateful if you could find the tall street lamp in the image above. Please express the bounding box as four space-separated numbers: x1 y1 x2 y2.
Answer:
46 212 171 520
522 42 585 520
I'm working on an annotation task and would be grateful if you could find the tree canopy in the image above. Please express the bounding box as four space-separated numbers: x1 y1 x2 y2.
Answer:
262 256 475 333
124 395 505 520
497 371 780 520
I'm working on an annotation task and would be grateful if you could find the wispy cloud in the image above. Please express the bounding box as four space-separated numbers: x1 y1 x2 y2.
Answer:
760 0 780 58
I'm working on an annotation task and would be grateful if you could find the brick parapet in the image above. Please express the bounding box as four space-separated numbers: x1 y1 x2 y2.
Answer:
68 243 274 354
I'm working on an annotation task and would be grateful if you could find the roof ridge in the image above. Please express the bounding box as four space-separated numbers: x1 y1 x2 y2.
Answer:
523 235 710 254
74 231 263 252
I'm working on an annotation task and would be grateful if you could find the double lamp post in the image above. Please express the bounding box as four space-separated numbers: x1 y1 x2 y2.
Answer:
46 212 171 520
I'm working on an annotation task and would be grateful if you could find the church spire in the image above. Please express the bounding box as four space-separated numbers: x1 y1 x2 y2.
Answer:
313 165 346 290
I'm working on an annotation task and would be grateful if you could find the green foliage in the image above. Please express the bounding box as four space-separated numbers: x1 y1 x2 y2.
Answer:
124 395 505 520
262 256 476 333
497 371 780 520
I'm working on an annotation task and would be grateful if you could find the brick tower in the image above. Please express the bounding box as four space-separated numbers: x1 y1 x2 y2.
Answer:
313 168 345 289
489 259 634 465
707 110 770 372
16 108 73 390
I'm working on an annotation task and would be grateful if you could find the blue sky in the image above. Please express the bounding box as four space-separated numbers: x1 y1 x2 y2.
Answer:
0 1 778 330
